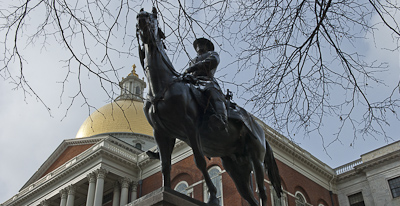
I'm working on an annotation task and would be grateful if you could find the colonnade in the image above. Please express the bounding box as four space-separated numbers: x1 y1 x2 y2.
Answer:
40 168 138 206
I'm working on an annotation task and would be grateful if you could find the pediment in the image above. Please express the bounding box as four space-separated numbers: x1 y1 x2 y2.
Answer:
20 137 104 191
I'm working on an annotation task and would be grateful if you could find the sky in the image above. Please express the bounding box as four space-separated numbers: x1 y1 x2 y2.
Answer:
1 1 399 204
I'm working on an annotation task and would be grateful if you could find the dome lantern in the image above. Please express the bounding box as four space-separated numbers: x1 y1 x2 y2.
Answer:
117 64 146 101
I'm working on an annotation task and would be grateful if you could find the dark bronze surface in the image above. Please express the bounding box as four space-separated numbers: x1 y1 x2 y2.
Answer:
136 8 282 206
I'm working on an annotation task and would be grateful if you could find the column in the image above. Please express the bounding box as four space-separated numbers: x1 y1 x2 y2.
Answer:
86 172 97 206
93 168 108 206
119 177 130 206
112 182 120 206
130 181 138 202
66 185 76 206
59 189 68 206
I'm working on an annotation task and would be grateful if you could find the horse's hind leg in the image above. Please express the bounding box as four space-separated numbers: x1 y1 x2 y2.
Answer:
154 131 176 188
221 156 259 206
252 158 268 206
248 138 268 206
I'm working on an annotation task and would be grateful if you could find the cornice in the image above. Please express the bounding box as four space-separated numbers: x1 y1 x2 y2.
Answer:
335 168 361 181
20 136 105 191
5 150 102 206
356 150 400 171
258 121 336 179
336 150 400 181
4 138 142 206
137 139 187 167
98 132 155 143
106 135 144 154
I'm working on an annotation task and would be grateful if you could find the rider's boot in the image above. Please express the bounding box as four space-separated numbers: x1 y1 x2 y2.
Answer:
209 91 228 133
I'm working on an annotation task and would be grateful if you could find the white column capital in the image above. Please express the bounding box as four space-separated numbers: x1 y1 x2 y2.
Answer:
86 175 96 206
59 188 68 206
96 168 108 179
94 170 107 206
87 172 97 183
131 181 138 192
60 188 68 198
119 177 131 188
66 185 76 206
67 185 76 195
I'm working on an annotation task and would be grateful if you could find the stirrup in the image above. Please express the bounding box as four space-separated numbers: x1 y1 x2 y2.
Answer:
209 114 228 132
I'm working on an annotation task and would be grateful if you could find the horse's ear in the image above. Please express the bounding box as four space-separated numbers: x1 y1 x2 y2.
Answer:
152 7 157 17
158 28 165 39
140 8 144 12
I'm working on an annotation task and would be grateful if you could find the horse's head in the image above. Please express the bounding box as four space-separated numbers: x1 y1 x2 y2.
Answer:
136 7 165 45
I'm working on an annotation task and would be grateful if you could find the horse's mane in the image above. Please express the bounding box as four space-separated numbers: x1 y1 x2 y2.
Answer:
156 37 181 78
137 13 180 78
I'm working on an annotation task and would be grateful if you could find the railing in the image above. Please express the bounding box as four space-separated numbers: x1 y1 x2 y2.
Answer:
334 158 362 175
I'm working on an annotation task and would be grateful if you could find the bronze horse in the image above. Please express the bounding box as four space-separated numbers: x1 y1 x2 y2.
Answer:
136 8 282 206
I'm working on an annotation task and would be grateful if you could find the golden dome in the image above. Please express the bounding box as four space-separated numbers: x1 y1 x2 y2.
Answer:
75 99 153 138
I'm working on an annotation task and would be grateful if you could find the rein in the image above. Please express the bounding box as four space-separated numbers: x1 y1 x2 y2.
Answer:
136 18 182 105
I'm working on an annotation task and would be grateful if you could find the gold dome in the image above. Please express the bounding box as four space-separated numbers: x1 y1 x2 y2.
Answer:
75 99 153 138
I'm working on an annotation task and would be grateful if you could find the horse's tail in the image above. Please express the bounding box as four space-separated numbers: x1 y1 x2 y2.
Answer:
264 141 283 198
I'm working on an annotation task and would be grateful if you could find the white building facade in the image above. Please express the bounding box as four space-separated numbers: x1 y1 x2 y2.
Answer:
335 141 400 206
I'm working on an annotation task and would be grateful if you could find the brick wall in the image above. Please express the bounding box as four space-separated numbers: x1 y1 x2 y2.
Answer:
140 155 339 206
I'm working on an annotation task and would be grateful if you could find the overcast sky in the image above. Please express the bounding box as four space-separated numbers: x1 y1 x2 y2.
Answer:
1 2 399 204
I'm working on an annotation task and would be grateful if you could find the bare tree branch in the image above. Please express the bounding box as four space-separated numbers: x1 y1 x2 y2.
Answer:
1 0 399 148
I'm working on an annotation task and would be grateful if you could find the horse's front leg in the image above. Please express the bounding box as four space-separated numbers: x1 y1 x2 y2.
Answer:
186 127 218 205
154 130 176 188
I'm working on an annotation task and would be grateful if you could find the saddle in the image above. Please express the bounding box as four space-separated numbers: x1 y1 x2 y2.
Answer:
181 75 264 140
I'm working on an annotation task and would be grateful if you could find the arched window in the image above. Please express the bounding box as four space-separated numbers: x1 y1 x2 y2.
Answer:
295 191 307 206
135 143 142 150
204 166 223 205
174 181 193 197
317 199 329 206
135 86 141 95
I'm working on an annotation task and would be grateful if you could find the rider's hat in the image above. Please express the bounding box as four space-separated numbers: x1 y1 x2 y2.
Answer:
193 38 214 51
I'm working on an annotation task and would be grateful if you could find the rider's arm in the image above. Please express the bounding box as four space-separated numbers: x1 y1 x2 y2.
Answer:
186 51 220 75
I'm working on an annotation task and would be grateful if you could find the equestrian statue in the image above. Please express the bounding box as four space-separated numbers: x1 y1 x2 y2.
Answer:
136 8 282 206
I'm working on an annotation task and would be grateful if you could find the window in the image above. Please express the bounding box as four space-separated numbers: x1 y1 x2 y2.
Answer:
135 143 142 150
271 186 287 206
295 192 306 206
389 176 400 198
135 86 141 95
204 166 223 205
348 192 365 206
174 181 193 197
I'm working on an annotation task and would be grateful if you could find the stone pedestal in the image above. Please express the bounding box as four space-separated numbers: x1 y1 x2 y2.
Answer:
127 187 206 206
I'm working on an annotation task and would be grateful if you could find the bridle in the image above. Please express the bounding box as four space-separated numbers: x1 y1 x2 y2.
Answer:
136 11 180 77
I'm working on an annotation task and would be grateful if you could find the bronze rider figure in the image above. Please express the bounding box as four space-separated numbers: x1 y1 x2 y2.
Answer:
184 38 228 132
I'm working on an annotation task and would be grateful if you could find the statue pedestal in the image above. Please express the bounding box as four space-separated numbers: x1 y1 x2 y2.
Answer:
127 187 207 206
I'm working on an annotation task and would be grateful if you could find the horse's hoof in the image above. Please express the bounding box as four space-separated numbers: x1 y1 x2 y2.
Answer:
207 196 219 206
